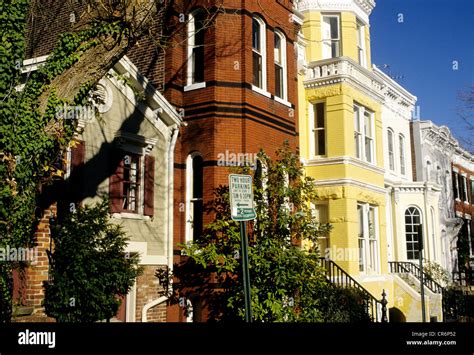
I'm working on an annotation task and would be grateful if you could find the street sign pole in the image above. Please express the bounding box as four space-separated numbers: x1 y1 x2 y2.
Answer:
417 224 426 323
229 174 256 323
240 221 252 323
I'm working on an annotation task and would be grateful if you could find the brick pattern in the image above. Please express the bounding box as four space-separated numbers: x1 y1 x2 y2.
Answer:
23 205 56 316
167 0 299 321
134 265 167 322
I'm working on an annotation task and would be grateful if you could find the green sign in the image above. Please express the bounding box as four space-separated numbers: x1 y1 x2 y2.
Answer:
229 174 256 221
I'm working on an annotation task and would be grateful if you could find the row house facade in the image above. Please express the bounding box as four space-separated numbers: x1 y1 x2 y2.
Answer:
165 0 300 322
296 0 448 321
412 120 474 280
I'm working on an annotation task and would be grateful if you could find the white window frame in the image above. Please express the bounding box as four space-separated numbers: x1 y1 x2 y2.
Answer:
354 104 375 164
321 14 341 59
356 20 367 67
357 203 379 274
387 129 395 171
185 152 204 243
312 202 329 255
462 174 469 203
186 10 206 88
310 101 326 157
405 206 422 261
252 16 267 92
399 134 406 176
274 30 287 101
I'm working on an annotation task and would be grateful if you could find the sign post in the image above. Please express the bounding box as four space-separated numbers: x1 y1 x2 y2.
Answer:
229 174 256 323
417 223 426 323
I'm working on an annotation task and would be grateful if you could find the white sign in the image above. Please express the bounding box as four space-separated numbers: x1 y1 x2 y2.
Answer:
229 174 256 221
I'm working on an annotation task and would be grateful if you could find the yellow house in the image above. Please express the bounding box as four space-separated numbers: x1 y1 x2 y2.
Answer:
295 0 436 321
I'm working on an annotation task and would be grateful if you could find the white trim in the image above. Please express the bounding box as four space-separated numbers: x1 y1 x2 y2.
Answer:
252 16 267 91
274 30 288 101
274 95 292 107
313 178 386 195
184 82 206 92
251 85 271 98
125 282 137 322
21 55 48 73
125 241 168 266
297 0 374 24
303 155 385 175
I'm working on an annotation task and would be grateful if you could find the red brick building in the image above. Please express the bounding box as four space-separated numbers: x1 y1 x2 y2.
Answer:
164 0 300 321
452 155 474 283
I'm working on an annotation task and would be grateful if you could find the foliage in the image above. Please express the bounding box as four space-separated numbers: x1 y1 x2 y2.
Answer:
158 143 371 322
43 201 142 322
423 260 451 287
0 0 163 321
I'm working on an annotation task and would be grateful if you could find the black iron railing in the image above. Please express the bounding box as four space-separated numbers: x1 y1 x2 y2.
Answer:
388 261 444 294
318 258 383 322
452 270 473 287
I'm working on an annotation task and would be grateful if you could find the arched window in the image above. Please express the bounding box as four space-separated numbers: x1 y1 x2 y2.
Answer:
426 159 431 181
387 129 395 171
405 207 422 260
252 16 266 90
187 9 205 86
186 153 203 242
274 30 287 100
399 134 406 175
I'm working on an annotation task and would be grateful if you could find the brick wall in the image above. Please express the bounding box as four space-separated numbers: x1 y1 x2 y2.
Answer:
134 265 168 322
167 0 299 321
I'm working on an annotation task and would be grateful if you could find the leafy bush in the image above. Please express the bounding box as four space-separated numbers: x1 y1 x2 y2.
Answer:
43 201 142 322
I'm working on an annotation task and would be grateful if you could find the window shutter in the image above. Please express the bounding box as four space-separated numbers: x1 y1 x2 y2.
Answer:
69 140 85 204
109 152 124 213
144 155 155 217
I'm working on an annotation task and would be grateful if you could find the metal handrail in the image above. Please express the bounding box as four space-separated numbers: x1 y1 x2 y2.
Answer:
388 261 444 294
318 258 382 322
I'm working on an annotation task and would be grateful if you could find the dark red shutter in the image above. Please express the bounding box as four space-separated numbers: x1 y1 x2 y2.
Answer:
109 153 124 213
69 140 85 205
70 140 85 171
144 155 155 217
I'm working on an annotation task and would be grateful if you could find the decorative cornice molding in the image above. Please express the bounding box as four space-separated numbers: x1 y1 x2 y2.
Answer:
296 0 375 24
303 155 385 175
313 178 386 195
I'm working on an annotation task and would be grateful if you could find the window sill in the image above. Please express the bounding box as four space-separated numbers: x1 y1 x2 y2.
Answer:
184 82 206 92
251 85 271 98
112 212 151 221
274 96 292 108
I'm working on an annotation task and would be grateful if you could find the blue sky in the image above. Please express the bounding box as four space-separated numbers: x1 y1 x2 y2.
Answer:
370 0 474 143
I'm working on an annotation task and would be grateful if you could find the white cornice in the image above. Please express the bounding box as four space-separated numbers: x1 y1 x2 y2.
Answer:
313 178 386 195
296 0 375 24
302 155 385 175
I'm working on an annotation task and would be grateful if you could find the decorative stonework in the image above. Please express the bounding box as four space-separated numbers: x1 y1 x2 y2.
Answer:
296 0 375 23
92 79 113 113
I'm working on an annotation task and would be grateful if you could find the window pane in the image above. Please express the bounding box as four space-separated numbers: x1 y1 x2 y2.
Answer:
364 111 372 137
253 52 262 87
252 19 260 51
315 103 325 128
275 64 283 98
365 137 372 162
192 200 203 241
315 130 325 156
193 156 203 199
329 17 338 39
274 35 281 64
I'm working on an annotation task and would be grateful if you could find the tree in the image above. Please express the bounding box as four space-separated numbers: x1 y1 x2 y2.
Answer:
43 200 141 322
158 143 371 322
0 0 221 321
